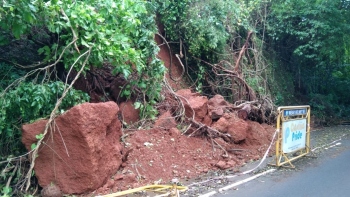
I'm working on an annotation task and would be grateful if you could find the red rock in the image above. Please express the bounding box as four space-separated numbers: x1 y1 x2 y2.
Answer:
22 102 123 194
210 95 228 106
212 113 249 143
215 160 228 170
169 128 181 136
211 108 224 120
125 173 137 180
114 174 124 180
226 160 236 167
41 184 62 197
202 115 213 126
154 111 177 130
208 95 229 120
176 89 208 122
245 120 271 146
175 89 199 99
119 100 140 124
106 179 115 188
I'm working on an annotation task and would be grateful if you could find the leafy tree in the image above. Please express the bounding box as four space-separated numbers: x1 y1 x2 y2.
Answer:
154 0 272 101
267 0 350 119
0 0 165 118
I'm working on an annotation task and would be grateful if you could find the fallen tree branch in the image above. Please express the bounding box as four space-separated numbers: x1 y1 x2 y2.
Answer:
60 8 80 54
24 47 92 191
163 76 193 132
234 31 253 74
192 57 256 101
187 118 232 142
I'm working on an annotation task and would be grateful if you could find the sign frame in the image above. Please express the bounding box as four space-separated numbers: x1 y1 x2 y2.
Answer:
271 105 312 168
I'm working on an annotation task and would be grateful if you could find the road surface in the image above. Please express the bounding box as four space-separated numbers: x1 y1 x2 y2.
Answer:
191 125 350 197
215 126 350 197
218 137 350 196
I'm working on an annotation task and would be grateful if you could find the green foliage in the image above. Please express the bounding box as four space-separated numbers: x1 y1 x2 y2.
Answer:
246 77 265 95
0 186 12 197
309 93 344 125
265 56 297 106
134 101 158 120
154 0 269 97
268 0 350 73
0 81 89 156
0 0 165 119
0 0 41 40
46 0 165 116
0 63 26 90
267 0 350 120
155 0 252 56
269 0 349 63
195 65 205 93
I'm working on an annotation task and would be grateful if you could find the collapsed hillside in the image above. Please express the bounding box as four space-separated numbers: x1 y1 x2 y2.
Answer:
21 31 277 196
22 91 276 196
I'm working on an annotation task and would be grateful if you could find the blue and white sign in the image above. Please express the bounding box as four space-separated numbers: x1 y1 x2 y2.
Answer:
282 119 307 153
283 108 307 117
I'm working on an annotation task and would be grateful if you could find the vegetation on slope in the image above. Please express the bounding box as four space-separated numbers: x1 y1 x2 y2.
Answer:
0 0 350 195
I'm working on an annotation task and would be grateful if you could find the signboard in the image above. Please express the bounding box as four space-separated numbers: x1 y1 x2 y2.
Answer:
270 105 312 168
283 108 307 117
282 119 307 153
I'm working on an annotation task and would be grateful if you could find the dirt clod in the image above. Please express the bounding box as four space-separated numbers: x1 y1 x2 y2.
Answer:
41 184 62 197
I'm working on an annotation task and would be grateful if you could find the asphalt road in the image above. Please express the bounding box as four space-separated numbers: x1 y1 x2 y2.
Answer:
215 126 350 197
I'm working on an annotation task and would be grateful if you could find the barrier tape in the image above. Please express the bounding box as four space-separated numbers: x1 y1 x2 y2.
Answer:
240 128 279 174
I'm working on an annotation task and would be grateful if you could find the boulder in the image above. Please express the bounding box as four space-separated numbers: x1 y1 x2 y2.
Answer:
211 113 249 143
207 95 230 120
22 102 123 194
245 120 272 146
176 89 208 122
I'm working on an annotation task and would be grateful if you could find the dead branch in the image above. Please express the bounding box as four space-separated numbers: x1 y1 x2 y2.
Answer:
186 118 232 142
194 58 256 101
237 104 251 120
215 61 256 101
212 139 229 158
60 8 80 54
234 31 253 74
25 47 92 191
163 77 191 132
0 38 78 97
4 162 18 194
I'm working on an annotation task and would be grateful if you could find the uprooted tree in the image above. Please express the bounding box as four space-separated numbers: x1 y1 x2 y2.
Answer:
156 0 276 123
